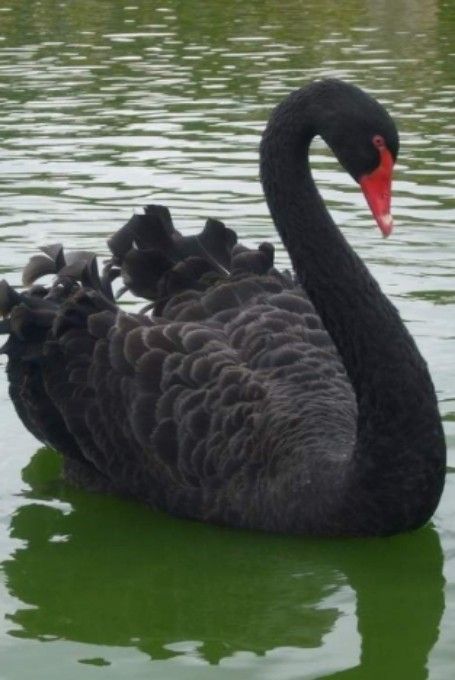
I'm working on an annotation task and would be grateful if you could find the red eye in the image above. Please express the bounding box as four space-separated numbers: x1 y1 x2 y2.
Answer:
373 135 385 149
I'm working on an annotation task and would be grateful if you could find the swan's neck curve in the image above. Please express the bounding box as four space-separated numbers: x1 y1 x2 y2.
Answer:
260 85 445 535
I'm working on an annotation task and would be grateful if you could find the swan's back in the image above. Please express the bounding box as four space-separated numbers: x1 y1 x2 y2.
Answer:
0 205 356 532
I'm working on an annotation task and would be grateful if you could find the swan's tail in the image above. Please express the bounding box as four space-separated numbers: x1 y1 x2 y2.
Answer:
0 241 118 464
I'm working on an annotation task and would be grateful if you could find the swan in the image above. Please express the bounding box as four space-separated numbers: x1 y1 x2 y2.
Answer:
0 79 446 536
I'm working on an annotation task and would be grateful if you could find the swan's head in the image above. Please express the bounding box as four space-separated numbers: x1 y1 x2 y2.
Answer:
318 80 399 237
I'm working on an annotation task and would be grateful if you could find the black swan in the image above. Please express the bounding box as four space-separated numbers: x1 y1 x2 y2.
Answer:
0 79 446 536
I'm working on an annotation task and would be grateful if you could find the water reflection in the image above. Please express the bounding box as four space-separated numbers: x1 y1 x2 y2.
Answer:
2 449 445 678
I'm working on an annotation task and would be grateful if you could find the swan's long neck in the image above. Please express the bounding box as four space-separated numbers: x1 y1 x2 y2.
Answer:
260 86 445 534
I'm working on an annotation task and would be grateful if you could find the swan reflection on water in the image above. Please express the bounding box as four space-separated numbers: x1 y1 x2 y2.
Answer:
1 447 444 678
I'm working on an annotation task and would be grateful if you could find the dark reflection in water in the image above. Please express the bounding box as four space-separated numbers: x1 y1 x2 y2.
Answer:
2 449 444 678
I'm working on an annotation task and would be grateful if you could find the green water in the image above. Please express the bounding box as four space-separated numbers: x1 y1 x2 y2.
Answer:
0 1 454 678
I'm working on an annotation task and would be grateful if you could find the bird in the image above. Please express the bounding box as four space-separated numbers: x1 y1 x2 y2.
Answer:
0 79 446 537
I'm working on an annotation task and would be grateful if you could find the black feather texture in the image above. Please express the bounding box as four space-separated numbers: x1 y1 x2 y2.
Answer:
0 80 445 536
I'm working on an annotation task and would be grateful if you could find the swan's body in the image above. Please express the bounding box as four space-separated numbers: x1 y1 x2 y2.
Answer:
0 80 445 536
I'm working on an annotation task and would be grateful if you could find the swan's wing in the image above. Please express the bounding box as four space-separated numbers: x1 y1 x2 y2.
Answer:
1 207 356 531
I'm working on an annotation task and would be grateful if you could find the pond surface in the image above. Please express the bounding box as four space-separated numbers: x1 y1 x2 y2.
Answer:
0 1 454 678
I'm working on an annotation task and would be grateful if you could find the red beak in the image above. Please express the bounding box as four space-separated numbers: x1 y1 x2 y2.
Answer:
359 147 394 237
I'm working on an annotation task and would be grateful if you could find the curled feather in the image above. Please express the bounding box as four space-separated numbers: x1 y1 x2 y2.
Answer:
22 255 56 286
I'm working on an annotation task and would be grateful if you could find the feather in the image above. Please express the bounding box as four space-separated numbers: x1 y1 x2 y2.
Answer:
22 255 56 286
40 244 65 270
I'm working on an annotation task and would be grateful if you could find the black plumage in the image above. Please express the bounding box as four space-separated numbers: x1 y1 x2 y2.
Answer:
0 79 446 536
